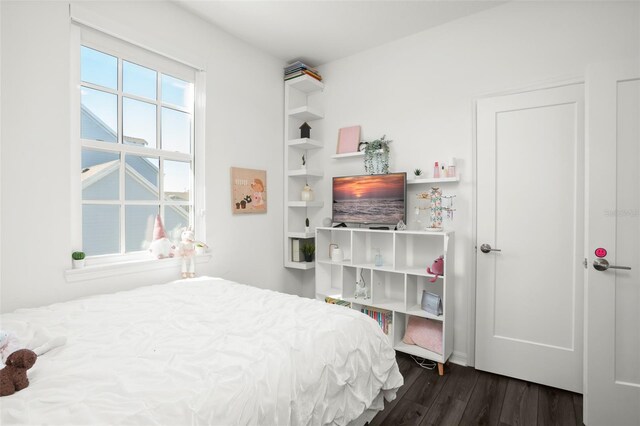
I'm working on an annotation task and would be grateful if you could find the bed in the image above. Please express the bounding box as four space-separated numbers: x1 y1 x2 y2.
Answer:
0 277 403 425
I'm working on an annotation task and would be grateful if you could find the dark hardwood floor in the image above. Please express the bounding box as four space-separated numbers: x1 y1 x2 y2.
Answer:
370 353 583 426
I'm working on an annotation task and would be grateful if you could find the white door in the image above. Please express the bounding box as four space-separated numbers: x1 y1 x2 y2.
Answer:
585 61 640 426
475 84 585 393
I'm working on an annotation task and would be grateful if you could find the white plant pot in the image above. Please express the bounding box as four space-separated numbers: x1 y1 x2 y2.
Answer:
72 259 85 269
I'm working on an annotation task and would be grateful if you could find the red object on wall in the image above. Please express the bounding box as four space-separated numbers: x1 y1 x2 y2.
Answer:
595 248 607 258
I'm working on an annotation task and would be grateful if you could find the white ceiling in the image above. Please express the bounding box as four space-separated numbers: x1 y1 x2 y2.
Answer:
175 1 505 66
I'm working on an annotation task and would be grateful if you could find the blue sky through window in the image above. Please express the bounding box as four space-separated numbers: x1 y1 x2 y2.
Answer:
164 160 190 200
81 45 193 192
123 60 157 100
162 74 193 109
81 46 117 89
162 107 191 153
80 40 196 256
81 87 117 141
123 97 157 147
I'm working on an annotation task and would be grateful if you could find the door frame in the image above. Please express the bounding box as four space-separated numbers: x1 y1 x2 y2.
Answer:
469 75 585 368
583 61 640 426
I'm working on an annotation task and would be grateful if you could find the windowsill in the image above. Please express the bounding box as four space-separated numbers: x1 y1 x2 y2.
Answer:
64 254 212 283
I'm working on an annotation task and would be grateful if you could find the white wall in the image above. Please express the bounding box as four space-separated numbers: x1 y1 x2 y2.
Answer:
0 0 3 304
307 1 640 365
0 1 300 313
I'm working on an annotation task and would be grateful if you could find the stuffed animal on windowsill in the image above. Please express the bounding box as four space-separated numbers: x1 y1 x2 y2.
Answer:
178 228 195 278
149 214 175 259
0 349 37 397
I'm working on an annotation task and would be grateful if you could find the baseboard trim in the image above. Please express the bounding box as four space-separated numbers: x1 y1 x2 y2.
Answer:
449 351 468 367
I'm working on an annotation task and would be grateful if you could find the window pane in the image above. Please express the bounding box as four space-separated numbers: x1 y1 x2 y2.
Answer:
81 149 120 200
161 107 191 153
165 205 190 242
123 61 157 100
83 204 120 256
123 97 156 148
161 74 193 109
164 160 191 202
81 87 117 142
125 155 159 201
81 46 117 90
125 205 159 253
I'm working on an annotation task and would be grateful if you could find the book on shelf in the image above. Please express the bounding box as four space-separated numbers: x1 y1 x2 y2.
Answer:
285 67 321 77
325 297 351 307
284 69 322 82
284 60 319 74
291 239 301 262
361 306 393 335
291 237 314 262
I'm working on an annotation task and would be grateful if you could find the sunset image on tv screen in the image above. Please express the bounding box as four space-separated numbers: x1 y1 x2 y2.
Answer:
332 173 406 224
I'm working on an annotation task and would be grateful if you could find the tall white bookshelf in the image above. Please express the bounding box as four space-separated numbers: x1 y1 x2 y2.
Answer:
315 227 454 374
284 75 325 270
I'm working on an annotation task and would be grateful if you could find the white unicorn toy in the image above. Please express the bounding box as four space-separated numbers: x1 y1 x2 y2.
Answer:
177 228 196 278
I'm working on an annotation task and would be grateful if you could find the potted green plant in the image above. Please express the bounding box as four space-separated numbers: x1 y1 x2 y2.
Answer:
363 135 391 175
413 168 423 178
195 242 208 255
71 251 86 269
301 243 315 262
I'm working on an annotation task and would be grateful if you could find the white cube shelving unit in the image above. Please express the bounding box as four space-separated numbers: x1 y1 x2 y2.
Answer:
315 227 454 373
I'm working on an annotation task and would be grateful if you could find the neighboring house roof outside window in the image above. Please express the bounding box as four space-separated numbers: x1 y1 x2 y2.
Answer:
123 136 148 146
81 159 119 187
81 104 148 146
81 104 117 143
81 104 188 221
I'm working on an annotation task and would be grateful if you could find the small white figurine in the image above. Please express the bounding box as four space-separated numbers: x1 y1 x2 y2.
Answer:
354 280 368 299
178 228 197 278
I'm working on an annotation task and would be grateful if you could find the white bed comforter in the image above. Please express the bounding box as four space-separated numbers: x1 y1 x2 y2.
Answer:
0 277 402 425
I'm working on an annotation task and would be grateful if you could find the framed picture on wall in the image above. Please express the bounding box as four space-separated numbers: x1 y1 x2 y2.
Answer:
230 167 267 214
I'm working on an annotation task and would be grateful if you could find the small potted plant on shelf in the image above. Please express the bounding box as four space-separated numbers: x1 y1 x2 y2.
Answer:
363 135 391 175
301 243 315 262
71 251 85 269
413 168 423 178
195 242 209 255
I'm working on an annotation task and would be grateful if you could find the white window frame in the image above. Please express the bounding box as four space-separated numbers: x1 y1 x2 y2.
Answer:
70 24 206 268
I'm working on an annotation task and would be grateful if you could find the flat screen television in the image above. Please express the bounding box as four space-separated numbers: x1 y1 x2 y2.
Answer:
332 172 407 225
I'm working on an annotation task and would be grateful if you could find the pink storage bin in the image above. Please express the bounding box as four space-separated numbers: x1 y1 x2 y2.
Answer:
402 316 442 355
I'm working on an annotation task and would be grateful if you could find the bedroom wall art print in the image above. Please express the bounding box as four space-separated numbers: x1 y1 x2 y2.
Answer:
230 167 267 214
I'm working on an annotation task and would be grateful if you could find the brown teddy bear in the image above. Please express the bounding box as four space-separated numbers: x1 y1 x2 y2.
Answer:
0 349 37 397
